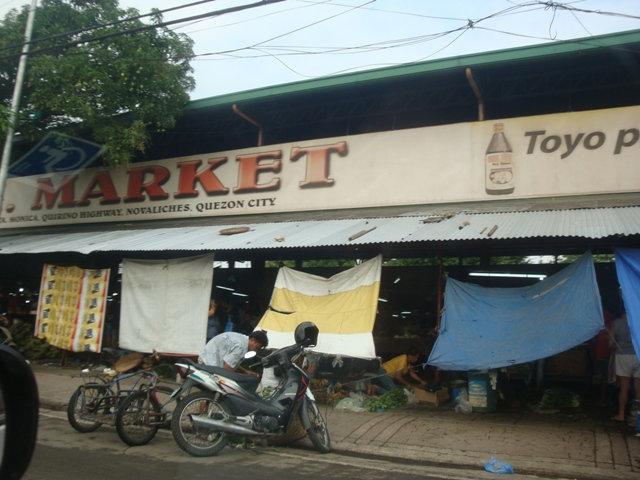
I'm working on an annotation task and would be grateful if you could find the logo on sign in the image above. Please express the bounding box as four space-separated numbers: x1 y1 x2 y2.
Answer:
9 132 103 177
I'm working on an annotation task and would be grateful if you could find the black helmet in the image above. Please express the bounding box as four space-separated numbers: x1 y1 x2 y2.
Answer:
294 322 319 347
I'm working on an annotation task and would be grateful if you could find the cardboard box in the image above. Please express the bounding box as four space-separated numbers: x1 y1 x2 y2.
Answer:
412 387 449 406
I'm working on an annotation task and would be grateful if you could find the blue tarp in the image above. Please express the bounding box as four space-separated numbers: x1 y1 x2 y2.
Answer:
614 248 640 358
428 254 603 371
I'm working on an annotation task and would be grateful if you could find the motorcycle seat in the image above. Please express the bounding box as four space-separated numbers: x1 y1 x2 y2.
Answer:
182 359 259 392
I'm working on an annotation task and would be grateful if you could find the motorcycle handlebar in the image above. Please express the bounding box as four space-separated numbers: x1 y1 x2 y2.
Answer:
260 343 302 368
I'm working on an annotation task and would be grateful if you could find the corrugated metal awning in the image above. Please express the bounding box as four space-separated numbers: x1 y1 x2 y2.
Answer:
0 206 638 255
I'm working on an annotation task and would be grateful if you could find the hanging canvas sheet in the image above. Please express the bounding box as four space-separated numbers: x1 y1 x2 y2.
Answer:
614 248 640 357
257 255 381 358
428 253 603 371
119 255 213 355
35 264 110 353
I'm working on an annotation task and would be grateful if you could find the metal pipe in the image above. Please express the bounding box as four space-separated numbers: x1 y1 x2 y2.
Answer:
232 104 263 147
465 67 485 121
0 0 38 214
189 415 261 436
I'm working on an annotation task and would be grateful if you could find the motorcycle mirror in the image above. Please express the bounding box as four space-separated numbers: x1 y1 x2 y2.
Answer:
244 351 257 360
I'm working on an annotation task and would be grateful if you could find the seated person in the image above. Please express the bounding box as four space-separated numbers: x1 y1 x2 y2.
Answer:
372 348 426 393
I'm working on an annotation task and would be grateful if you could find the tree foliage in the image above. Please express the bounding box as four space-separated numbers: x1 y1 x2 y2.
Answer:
0 0 194 165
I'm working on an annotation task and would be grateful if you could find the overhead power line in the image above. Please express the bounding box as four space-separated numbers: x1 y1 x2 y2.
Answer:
0 0 286 61
536 1 640 21
181 0 335 35
294 0 469 22
193 1 537 59
0 0 223 55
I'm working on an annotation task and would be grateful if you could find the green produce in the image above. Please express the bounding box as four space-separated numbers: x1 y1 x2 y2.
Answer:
366 388 407 412
538 387 581 411
11 320 60 359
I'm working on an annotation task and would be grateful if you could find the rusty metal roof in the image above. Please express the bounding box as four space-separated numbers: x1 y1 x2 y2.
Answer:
0 206 638 254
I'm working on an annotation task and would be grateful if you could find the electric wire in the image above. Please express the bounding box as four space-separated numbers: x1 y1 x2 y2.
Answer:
181 0 335 36
0 0 223 55
0 0 286 61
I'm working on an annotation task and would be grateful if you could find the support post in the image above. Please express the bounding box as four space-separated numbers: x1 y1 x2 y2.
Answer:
0 0 38 213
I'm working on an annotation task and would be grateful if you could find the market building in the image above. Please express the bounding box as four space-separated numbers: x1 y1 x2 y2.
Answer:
1 29 639 387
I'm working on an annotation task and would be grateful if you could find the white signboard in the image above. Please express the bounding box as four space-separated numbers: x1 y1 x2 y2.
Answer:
2 105 639 229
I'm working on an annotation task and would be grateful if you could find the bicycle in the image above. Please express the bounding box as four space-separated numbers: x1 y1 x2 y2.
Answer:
114 373 178 446
66 352 178 446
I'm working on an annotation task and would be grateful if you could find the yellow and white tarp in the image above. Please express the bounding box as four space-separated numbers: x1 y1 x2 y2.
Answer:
258 255 381 358
35 264 110 353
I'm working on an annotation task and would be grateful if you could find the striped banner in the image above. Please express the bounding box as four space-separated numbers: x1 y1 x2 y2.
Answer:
258 255 381 358
35 264 110 353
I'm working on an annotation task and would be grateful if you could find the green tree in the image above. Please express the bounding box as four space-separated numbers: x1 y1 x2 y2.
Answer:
0 104 9 135
0 0 194 165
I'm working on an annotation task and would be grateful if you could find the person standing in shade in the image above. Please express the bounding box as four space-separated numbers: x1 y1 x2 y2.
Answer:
611 308 640 421
206 296 228 341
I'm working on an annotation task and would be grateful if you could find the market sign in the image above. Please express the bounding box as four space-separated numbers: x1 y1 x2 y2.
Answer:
1 105 639 229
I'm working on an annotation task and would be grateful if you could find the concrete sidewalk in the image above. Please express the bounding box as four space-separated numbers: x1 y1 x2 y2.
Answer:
33 365 640 480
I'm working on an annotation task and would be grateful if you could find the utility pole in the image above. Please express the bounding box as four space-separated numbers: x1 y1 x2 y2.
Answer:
0 0 38 214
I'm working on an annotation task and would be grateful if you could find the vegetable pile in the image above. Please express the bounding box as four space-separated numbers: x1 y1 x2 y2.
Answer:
538 387 581 411
11 320 59 359
366 388 408 412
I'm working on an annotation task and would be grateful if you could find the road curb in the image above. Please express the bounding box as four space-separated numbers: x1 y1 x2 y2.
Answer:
36 389 638 480
328 442 638 480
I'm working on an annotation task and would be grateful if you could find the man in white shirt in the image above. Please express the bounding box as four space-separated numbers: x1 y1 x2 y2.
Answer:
199 330 268 374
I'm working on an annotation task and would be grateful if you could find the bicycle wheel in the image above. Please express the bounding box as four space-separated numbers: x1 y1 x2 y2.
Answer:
171 391 229 457
151 384 178 429
115 391 160 446
300 399 330 453
67 384 104 433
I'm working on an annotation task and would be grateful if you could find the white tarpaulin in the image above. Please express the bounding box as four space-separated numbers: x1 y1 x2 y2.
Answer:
257 256 381 358
119 255 213 355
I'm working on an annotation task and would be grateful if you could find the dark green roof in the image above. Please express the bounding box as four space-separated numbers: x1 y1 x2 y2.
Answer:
186 28 640 111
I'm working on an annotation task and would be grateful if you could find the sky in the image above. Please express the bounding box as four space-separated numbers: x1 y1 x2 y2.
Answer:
1 0 639 100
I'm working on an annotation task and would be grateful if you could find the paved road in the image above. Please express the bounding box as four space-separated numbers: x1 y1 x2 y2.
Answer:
23 409 535 480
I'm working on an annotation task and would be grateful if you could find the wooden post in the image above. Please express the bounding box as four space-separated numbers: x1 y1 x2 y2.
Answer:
435 258 443 332
434 258 444 384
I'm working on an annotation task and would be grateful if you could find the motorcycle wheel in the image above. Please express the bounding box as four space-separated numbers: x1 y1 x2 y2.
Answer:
115 391 160 446
67 384 104 433
171 391 229 457
300 399 331 453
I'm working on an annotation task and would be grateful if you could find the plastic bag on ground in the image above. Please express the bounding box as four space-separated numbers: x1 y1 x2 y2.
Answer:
484 457 514 475
454 387 472 413
335 392 369 412
404 388 419 405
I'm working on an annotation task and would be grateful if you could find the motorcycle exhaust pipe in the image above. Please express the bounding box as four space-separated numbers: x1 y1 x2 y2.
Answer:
189 415 259 436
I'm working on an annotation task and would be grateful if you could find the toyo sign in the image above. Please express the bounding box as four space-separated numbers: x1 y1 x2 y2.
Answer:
1 105 639 229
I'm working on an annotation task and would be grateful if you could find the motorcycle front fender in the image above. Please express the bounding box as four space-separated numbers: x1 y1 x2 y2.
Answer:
299 394 314 431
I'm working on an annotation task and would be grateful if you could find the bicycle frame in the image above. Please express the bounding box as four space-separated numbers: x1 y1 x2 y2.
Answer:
77 369 159 423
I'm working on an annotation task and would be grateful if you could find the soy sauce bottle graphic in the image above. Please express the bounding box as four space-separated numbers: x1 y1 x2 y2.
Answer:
485 123 514 195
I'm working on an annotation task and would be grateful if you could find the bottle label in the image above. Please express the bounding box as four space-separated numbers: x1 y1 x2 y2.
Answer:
485 153 513 193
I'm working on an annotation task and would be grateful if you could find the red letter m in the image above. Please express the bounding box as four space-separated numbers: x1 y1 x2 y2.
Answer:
31 176 78 210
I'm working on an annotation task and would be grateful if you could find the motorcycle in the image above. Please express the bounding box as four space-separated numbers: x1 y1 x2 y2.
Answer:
169 322 330 457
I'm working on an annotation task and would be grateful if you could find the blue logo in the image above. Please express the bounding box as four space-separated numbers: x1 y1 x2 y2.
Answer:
9 133 103 177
